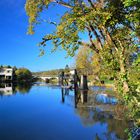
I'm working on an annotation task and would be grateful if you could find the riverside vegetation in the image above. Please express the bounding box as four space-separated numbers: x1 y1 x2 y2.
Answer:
25 0 140 138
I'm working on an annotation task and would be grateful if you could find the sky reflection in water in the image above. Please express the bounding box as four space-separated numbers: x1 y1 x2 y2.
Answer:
0 83 128 140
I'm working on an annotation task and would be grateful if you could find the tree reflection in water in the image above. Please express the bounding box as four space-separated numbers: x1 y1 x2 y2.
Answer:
0 84 129 139
0 82 32 96
15 83 32 94
61 87 128 139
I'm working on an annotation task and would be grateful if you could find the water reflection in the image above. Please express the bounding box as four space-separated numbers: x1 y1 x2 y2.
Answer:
0 83 129 140
15 83 32 94
76 106 128 139
0 83 14 96
95 93 118 104
0 83 32 96
61 88 118 108
61 88 128 139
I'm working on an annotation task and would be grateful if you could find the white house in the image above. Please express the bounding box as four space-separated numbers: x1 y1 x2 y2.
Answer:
0 68 13 81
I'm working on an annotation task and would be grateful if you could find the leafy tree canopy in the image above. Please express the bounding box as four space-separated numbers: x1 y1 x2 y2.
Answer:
25 0 140 128
25 0 139 56
15 68 32 82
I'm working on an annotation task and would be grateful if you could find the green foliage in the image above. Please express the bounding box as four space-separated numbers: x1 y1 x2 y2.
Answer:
0 65 12 68
25 0 140 128
15 68 32 82
123 0 140 37
126 54 140 125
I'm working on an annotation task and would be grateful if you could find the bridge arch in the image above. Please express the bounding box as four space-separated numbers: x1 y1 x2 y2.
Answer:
33 75 60 83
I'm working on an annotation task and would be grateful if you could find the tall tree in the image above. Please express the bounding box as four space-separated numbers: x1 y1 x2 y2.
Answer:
25 0 140 126
76 46 93 75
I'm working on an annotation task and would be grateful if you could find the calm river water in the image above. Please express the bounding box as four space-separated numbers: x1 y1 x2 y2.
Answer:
0 83 128 140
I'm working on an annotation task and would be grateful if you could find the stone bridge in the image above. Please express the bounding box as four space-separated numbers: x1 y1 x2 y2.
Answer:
33 75 59 81
33 69 77 83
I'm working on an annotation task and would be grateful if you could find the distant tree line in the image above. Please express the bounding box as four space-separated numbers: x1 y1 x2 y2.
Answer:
0 65 13 68
32 65 70 77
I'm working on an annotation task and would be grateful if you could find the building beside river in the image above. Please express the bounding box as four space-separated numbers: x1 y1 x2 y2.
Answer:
0 67 13 81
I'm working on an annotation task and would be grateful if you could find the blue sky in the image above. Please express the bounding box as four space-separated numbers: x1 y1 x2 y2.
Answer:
0 0 76 72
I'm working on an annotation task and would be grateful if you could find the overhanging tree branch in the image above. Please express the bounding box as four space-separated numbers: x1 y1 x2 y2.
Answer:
50 0 73 8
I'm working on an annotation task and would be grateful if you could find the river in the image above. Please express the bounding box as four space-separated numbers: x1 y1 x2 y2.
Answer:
0 82 128 140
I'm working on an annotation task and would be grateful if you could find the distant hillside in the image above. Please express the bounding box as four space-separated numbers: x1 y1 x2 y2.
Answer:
32 69 66 76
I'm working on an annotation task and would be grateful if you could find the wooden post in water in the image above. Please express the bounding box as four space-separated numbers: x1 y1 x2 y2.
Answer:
73 69 81 108
61 71 64 86
73 69 79 90
61 88 65 103
80 75 88 90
